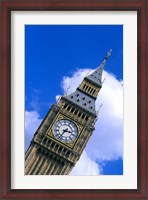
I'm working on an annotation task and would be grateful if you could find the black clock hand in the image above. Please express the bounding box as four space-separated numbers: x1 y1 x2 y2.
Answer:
65 130 72 133
63 128 68 132
58 128 68 139
58 128 72 139
63 128 72 133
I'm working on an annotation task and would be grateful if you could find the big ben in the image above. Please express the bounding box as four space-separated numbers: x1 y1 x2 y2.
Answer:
25 50 112 175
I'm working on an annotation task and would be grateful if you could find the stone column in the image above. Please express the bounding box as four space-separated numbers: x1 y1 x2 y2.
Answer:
25 144 37 167
43 157 53 175
33 155 45 175
27 153 41 175
39 154 49 175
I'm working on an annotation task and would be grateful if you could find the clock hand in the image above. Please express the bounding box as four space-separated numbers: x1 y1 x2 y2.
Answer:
65 130 72 133
62 128 72 133
58 128 72 139
58 128 68 139
63 128 68 132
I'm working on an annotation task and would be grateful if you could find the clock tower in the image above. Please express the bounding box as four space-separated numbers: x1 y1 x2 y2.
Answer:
25 50 112 175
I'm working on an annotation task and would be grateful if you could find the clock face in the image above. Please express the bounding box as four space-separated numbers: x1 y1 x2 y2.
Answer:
53 119 78 143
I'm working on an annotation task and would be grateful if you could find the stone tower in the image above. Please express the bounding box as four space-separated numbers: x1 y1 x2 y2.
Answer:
25 50 112 175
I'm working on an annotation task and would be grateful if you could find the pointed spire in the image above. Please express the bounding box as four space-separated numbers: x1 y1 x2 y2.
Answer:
105 49 112 60
85 49 112 87
62 50 112 116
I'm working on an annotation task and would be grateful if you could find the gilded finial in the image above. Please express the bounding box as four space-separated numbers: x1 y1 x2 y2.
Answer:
102 76 106 84
57 95 61 102
105 49 112 60
97 103 103 115
94 104 103 124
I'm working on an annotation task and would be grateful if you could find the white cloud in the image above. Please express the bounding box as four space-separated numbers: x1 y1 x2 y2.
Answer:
87 71 123 161
61 69 123 161
70 150 102 175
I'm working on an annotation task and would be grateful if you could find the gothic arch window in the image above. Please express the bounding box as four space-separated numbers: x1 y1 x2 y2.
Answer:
71 107 74 113
82 114 85 119
40 135 44 139
92 89 96 95
51 142 55 148
85 85 89 90
88 87 91 92
83 84 86 89
85 116 89 121
37 148 41 154
78 112 82 117
55 144 59 150
90 88 94 93
64 103 68 109
47 140 51 146
67 106 71 111
58 147 62 153
42 138 47 144
74 110 78 115
66 151 70 157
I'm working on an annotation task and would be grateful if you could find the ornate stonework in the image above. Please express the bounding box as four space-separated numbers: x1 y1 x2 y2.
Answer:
25 50 112 175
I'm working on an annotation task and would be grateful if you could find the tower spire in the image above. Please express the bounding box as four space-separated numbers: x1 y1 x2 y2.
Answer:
85 49 112 88
62 50 112 116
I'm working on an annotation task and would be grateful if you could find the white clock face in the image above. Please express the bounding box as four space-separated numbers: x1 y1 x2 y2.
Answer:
53 119 78 143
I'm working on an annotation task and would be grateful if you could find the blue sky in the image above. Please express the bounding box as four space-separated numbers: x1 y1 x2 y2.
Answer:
25 25 123 175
